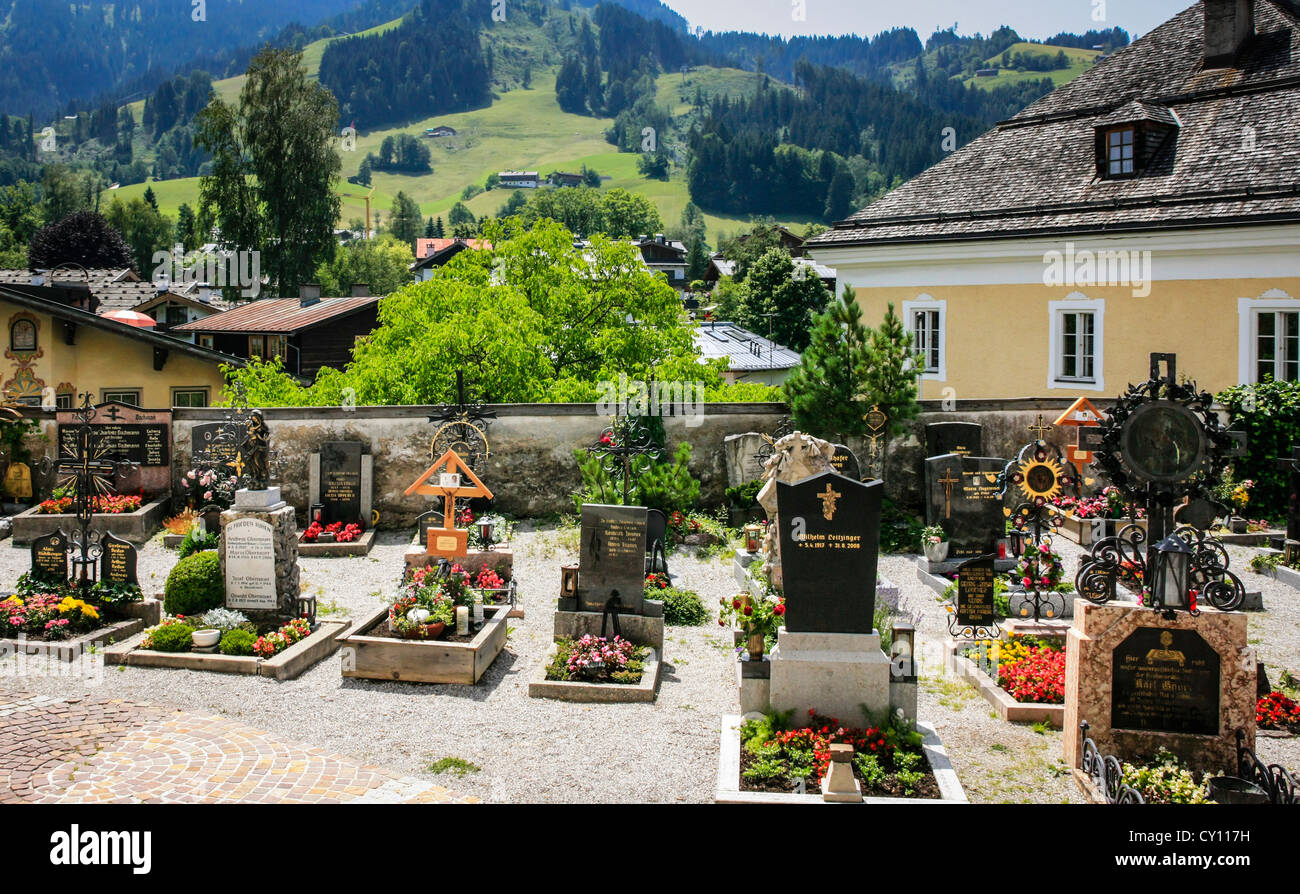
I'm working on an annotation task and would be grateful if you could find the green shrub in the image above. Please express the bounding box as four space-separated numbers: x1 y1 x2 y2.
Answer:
725 479 764 508
1217 378 1300 520
164 551 224 616
880 498 924 554
638 443 701 514
219 628 258 656
178 527 220 560
658 587 708 626
148 623 195 652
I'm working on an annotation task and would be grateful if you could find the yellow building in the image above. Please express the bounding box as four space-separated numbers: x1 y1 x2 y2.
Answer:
1 280 244 410
808 0 1300 400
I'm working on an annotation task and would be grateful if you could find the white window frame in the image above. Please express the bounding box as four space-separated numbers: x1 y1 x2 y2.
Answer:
902 295 946 381
1048 294 1105 392
1237 290 1300 384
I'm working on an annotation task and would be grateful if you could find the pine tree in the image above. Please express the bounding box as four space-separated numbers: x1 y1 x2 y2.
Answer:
433 216 445 238
783 286 873 441
425 217 436 238
865 301 921 436
143 186 158 211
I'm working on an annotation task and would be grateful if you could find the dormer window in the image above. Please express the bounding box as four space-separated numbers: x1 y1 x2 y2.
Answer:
1095 101 1180 181
1105 127 1136 177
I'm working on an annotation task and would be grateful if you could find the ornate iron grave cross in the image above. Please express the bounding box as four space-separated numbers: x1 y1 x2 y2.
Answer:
428 369 494 472
587 411 664 506
39 394 138 584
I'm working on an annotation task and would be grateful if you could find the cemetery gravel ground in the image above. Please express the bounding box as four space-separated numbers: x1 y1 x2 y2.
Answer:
2 527 1298 803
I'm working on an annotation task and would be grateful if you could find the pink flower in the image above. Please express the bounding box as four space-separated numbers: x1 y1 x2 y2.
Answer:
203 491 214 501
1022 577 1032 587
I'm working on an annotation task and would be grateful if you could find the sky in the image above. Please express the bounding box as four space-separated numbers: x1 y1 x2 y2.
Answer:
660 0 1195 41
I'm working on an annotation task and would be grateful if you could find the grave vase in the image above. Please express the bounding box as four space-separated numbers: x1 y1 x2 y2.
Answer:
923 540 949 563
746 632 765 662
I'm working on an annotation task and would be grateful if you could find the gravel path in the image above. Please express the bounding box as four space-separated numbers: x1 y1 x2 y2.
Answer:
1 525 1297 803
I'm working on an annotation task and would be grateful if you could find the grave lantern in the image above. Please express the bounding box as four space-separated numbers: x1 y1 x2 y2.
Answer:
561 564 579 599
1151 536 1194 612
743 523 762 553
476 515 497 551
890 621 916 680
310 503 325 526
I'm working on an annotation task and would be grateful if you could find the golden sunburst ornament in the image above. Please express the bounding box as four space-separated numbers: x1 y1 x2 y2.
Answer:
1011 453 1067 505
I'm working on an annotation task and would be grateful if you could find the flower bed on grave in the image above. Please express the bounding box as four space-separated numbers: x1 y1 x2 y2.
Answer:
0 574 155 659
1050 489 1146 546
12 496 169 545
544 635 646 685
737 711 940 799
338 564 513 685
299 519 375 558
1257 691 1300 735
36 494 142 515
947 633 1066 727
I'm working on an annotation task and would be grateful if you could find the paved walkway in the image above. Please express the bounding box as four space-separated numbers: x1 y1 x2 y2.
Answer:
0 690 475 804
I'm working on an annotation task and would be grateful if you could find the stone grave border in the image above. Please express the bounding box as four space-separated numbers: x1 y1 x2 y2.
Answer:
527 643 661 703
103 619 350 680
714 714 968 804
339 603 509 685
1247 547 1300 592
11 498 169 545
943 640 1066 728
298 528 376 558
0 597 161 663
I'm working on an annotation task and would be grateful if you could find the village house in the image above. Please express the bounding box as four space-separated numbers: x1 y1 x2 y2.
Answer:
498 171 541 189
0 279 243 409
807 0 1300 399
172 285 379 381
411 238 493 281
692 320 800 386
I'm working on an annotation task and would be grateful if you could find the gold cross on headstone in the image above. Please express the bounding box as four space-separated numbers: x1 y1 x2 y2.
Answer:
227 451 246 479
818 482 842 520
939 466 960 519
1028 414 1053 442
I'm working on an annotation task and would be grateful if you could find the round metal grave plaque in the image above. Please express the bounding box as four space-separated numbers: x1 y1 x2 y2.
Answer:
1119 401 1206 485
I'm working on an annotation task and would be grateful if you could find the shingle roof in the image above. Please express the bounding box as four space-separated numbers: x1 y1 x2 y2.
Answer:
808 1 1300 249
173 295 380 334
0 268 231 313
693 321 800 371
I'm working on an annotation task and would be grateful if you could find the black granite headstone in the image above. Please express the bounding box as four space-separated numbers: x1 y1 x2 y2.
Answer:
321 441 363 525
926 422 984 460
828 444 862 481
99 533 138 586
925 454 1007 560
957 556 997 628
776 471 882 634
31 531 69 581
1111 627 1220 736
191 422 238 468
578 504 648 614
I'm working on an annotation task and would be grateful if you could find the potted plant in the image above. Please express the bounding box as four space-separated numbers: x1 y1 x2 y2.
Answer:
192 628 221 649
921 525 948 563
719 590 786 661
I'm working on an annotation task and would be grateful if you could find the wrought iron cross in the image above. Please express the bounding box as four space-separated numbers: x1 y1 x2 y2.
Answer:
587 413 664 506
427 369 494 471
1028 414 1053 442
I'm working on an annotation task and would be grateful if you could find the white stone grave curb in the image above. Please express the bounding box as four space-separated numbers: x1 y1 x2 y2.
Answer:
943 641 1065 728
527 643 660 702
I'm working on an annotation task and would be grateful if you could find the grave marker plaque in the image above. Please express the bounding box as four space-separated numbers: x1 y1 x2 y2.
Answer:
776 471 882 634
223 517 277 610
98 533 138 586
829 444 862 481
578 504 648 613
957 556 997 628
1111 627 1219 736
31 531 68 581
925 454 1007 559
926 422 984 460
320 442 363 524
191 422 238 467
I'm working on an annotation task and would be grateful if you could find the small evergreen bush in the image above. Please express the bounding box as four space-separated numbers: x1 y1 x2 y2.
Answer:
164 551 224 616
219 628 258 656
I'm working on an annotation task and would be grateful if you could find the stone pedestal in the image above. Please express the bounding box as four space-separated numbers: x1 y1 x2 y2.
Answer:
889 678 918 729
219 501 300 624
1064 602 1256 775
919 556 1016 576
769 629 891 727
738 655 771 716
553 601 664 652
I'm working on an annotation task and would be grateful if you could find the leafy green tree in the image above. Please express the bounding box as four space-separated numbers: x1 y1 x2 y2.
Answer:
195 47 341 298
1217 378 1300 519
104 196 174 276
39 164 94 225
314 235 414 297
598 188 662 238
783 286 873 440
388 192 423 250
716 220 789 282
865 302 921 437
448 201 476 230
736 248 829 351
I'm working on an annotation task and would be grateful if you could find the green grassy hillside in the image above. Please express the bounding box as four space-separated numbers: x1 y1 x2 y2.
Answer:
959 41 1100 90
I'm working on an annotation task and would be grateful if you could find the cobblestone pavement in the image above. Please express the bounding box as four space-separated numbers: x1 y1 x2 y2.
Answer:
0 690 475 804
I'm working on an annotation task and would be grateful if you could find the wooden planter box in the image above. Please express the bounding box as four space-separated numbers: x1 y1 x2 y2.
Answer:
1052 511 1147 548
11 498 169 545
944 641 1064 727
714 715 968 804
339 604 508 684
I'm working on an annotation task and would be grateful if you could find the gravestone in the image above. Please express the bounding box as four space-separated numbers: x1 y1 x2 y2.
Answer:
724 432 772 489
769 471 891 726
775 471 882 633
925 454 1007 560
191 422 238 468
956 556 997 630
311 441 367 525
98 533 138 586
926 421 984 460
1277 446 1299 543
1064 602 1256 774
222 517 278 611
57 402 171 496
2 461 32 499
30 530 69 582
578 504 648 613
828 444 862 481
